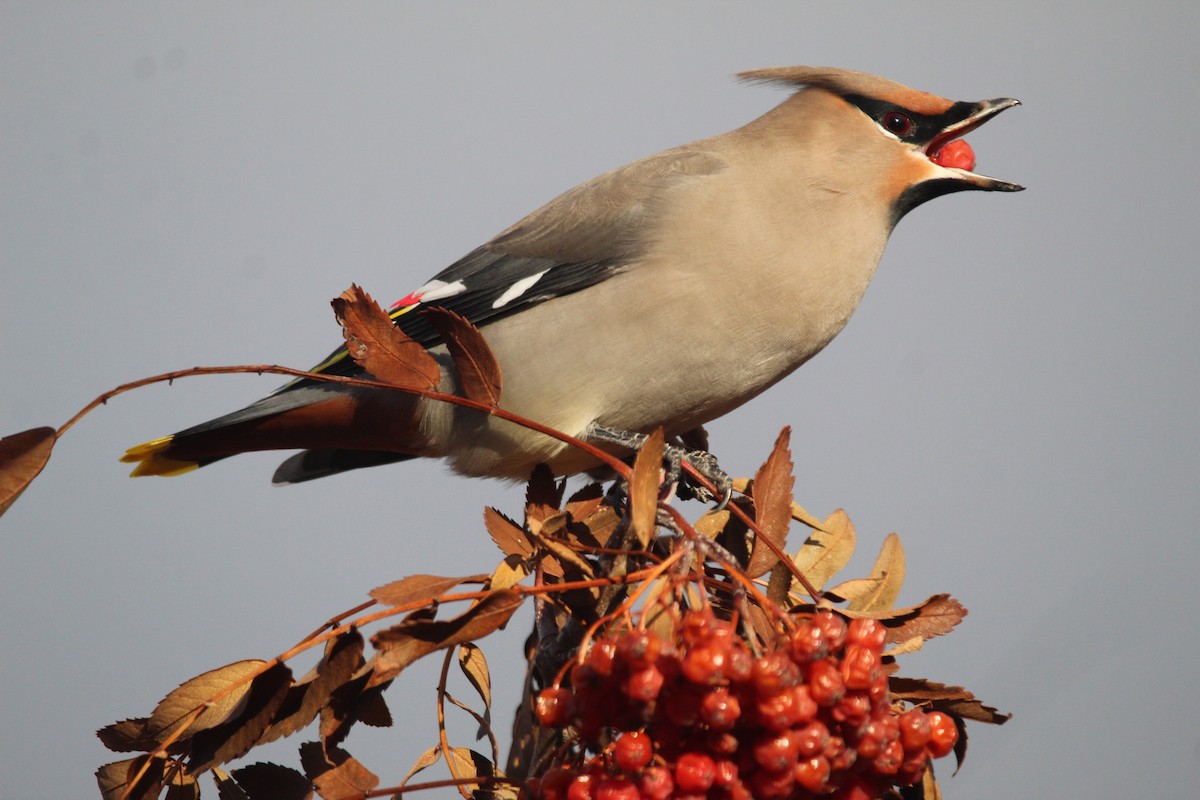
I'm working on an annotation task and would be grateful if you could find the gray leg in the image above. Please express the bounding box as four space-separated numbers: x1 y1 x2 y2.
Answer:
584 424 733 508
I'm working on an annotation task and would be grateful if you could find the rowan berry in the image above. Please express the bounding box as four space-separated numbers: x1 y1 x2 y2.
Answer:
931 139 977 171
807 658 846 706
638 766 673 800
846 618 887 651
794 754 832 793
699 686 741 729
613 731 653 772
674 752 716 793
752 729 801 773
841 644 882 690
926 710 959 758
535 687 575 729
617 630 661 669
623 665 664 703
898 708 932 752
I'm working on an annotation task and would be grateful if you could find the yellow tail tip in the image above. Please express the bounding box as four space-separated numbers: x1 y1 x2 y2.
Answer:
120 436 200 477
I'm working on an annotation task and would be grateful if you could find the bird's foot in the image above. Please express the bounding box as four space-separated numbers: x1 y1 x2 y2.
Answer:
585 424 733 510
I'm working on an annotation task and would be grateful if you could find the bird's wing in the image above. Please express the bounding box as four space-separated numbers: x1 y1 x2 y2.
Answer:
301 146 725 383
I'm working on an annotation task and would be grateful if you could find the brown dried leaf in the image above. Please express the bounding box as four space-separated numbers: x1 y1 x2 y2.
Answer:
524 465 563 536
446 746 495 784
299 744 380 800
369 574 487 608
793 509 856 592
211 767 251 800
96 718 160 754
145 660 267 744
164 770 201 800
527 522 592 578
189 662 293 771
315 668 392 750
563 482 604 519
355 685 392 727
95 755 165 800
866 594 967 644
422 307 502 406
0 426 55 518
847 532 905 613
484 507 533 560
629 428 664 549
922 762 942 800
639 576 679 643
399 745 442 787
261 630 365 746
731 476 823 532
823 576 885 604
888 677 1012 724
490 554 531 591
883 636 926 657
372 590 524 684
693 508 731 539
458 643 492 711
561 502 620 550
331 284 439 390
746 427 795 578
228 762 313 800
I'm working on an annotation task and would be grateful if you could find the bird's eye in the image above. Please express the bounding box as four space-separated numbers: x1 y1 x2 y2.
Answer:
881 111 915 137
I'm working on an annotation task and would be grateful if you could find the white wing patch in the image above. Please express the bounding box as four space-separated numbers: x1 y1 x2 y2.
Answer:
491 269 549 309
418 279 468 302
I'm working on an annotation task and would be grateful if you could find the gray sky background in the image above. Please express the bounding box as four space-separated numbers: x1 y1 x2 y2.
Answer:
3 3 1198 798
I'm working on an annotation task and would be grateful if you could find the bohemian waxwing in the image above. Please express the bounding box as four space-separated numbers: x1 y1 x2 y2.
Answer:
122 66 1021 485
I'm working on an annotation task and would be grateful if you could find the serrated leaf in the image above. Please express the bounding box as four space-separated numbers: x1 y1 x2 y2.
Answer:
883 636 926 656
145 660 267 745
524 465 563 536
458 643 492 711
793 509 856 592
189 662 293 772
399 745 442 787
299 744 380 800
369 574 487 608
213 766 253 800
96 717 159 754
331 284 439 390
96 755 165 800
0 426 55 518
629 428 664 548
261 630 365 746
484 507 533 560
490 554 531 590
563 482 604 519
746 427 795 578
888 677 1011 724
855 594 967 644
422 308 502 406
446 747 495 785
228 762 313 800
847 532 905 612
639 575 679 643
694 508 731 539
527 523 592 578
372 591 524 684
824 576 885 604
164 770 201 800
731 476 823 532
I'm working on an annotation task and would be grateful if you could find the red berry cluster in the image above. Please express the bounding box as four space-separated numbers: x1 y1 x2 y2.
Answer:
525 610 959 800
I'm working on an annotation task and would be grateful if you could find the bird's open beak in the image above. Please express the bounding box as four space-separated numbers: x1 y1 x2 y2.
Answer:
927 97 1023 192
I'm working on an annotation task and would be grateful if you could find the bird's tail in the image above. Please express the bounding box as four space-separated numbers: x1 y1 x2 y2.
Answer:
121 436 210 476
120 385 427 479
